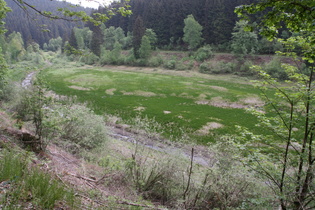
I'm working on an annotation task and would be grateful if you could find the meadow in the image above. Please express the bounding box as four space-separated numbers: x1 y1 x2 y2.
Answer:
42 64 270 144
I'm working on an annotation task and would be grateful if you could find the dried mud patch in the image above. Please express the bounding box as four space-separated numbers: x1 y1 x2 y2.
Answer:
69 85 91 91
121 90 157 97
240 96 264 106
196 122 224 135
210 85 228 92
196 96 264 109
134 106 146 112
106 88 116 95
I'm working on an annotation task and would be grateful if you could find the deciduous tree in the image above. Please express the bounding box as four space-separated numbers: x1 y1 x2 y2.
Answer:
231 20 258 55
183 14 203 50
235 1 315 209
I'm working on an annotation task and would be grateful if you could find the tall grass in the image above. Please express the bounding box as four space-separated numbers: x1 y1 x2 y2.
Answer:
0 148 76 209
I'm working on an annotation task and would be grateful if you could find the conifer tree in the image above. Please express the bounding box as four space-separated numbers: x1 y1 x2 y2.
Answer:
69 29 78 49
132 16 145 59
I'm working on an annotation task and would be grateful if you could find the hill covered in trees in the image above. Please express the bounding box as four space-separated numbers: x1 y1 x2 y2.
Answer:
4 0 91 47
103 0 255 48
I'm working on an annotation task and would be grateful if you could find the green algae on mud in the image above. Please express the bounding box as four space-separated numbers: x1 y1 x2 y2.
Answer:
42 65 267 144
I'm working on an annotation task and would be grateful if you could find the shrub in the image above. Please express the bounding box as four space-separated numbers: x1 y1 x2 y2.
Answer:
44 103 108 153
164 60 176 70
238 60 255 76
147 55 163 67
123 50 136 65
182 138 273 209
125 149 183 206
82 53 99 65
194 45 214 62
199 61 236 74
263 57 288 80
176 58 194 71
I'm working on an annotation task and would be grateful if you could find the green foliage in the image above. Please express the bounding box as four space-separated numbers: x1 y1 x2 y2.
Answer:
44 103 108 153
231 21 259 55
183 14 203 50
258 38 283 54
176 58 194 71
0 149 26 182
193 45 213 62
6 32 26 62
45 37 63 52
182 138 273 209
69 29 78 50
199 61 236 74
139 35 152 60
262 57 287 80
0 47 8 98
235 2 315 207
43 65 264 144
24 43 46 65
0 0 11 34
125 152 182 205
122 31 133 49
100 42 124 65
235 0 315 41
125 137 271 209
102 26 126 50
163 59 176 70
146 55 163 67
133 16 145 59
238 60 254 76
0 148 76 209
144 29 157 50
74 27 92 50
24 168 75 209
90 26 103 57
82 52 99 65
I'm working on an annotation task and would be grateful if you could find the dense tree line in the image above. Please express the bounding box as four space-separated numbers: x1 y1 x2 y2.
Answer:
4 0 91 47
104 0 255 48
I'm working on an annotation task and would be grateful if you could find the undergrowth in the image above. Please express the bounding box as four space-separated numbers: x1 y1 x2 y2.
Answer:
0 148 76 209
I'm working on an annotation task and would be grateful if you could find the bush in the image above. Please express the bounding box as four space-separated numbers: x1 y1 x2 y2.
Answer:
239 60 255 76
194 45 214 62
125 149 183 206
123 50 136 65
263 57 288 80
176 58 194 70
147 55 163 67
164 60 176 70
82 53 99 65
199 61 236 74
44 103 108 153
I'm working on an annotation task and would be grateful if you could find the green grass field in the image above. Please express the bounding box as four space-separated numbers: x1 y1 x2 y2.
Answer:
42 64 270 144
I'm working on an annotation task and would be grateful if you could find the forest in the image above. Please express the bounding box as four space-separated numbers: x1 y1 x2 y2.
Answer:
1 0 315 209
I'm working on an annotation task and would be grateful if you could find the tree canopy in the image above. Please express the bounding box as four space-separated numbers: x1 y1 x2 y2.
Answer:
183 14 203 50
235 0 315 209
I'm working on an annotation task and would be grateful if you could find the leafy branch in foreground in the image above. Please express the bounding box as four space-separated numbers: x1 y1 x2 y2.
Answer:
238 59 315 209
11 0 132 26
235 0 315 209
